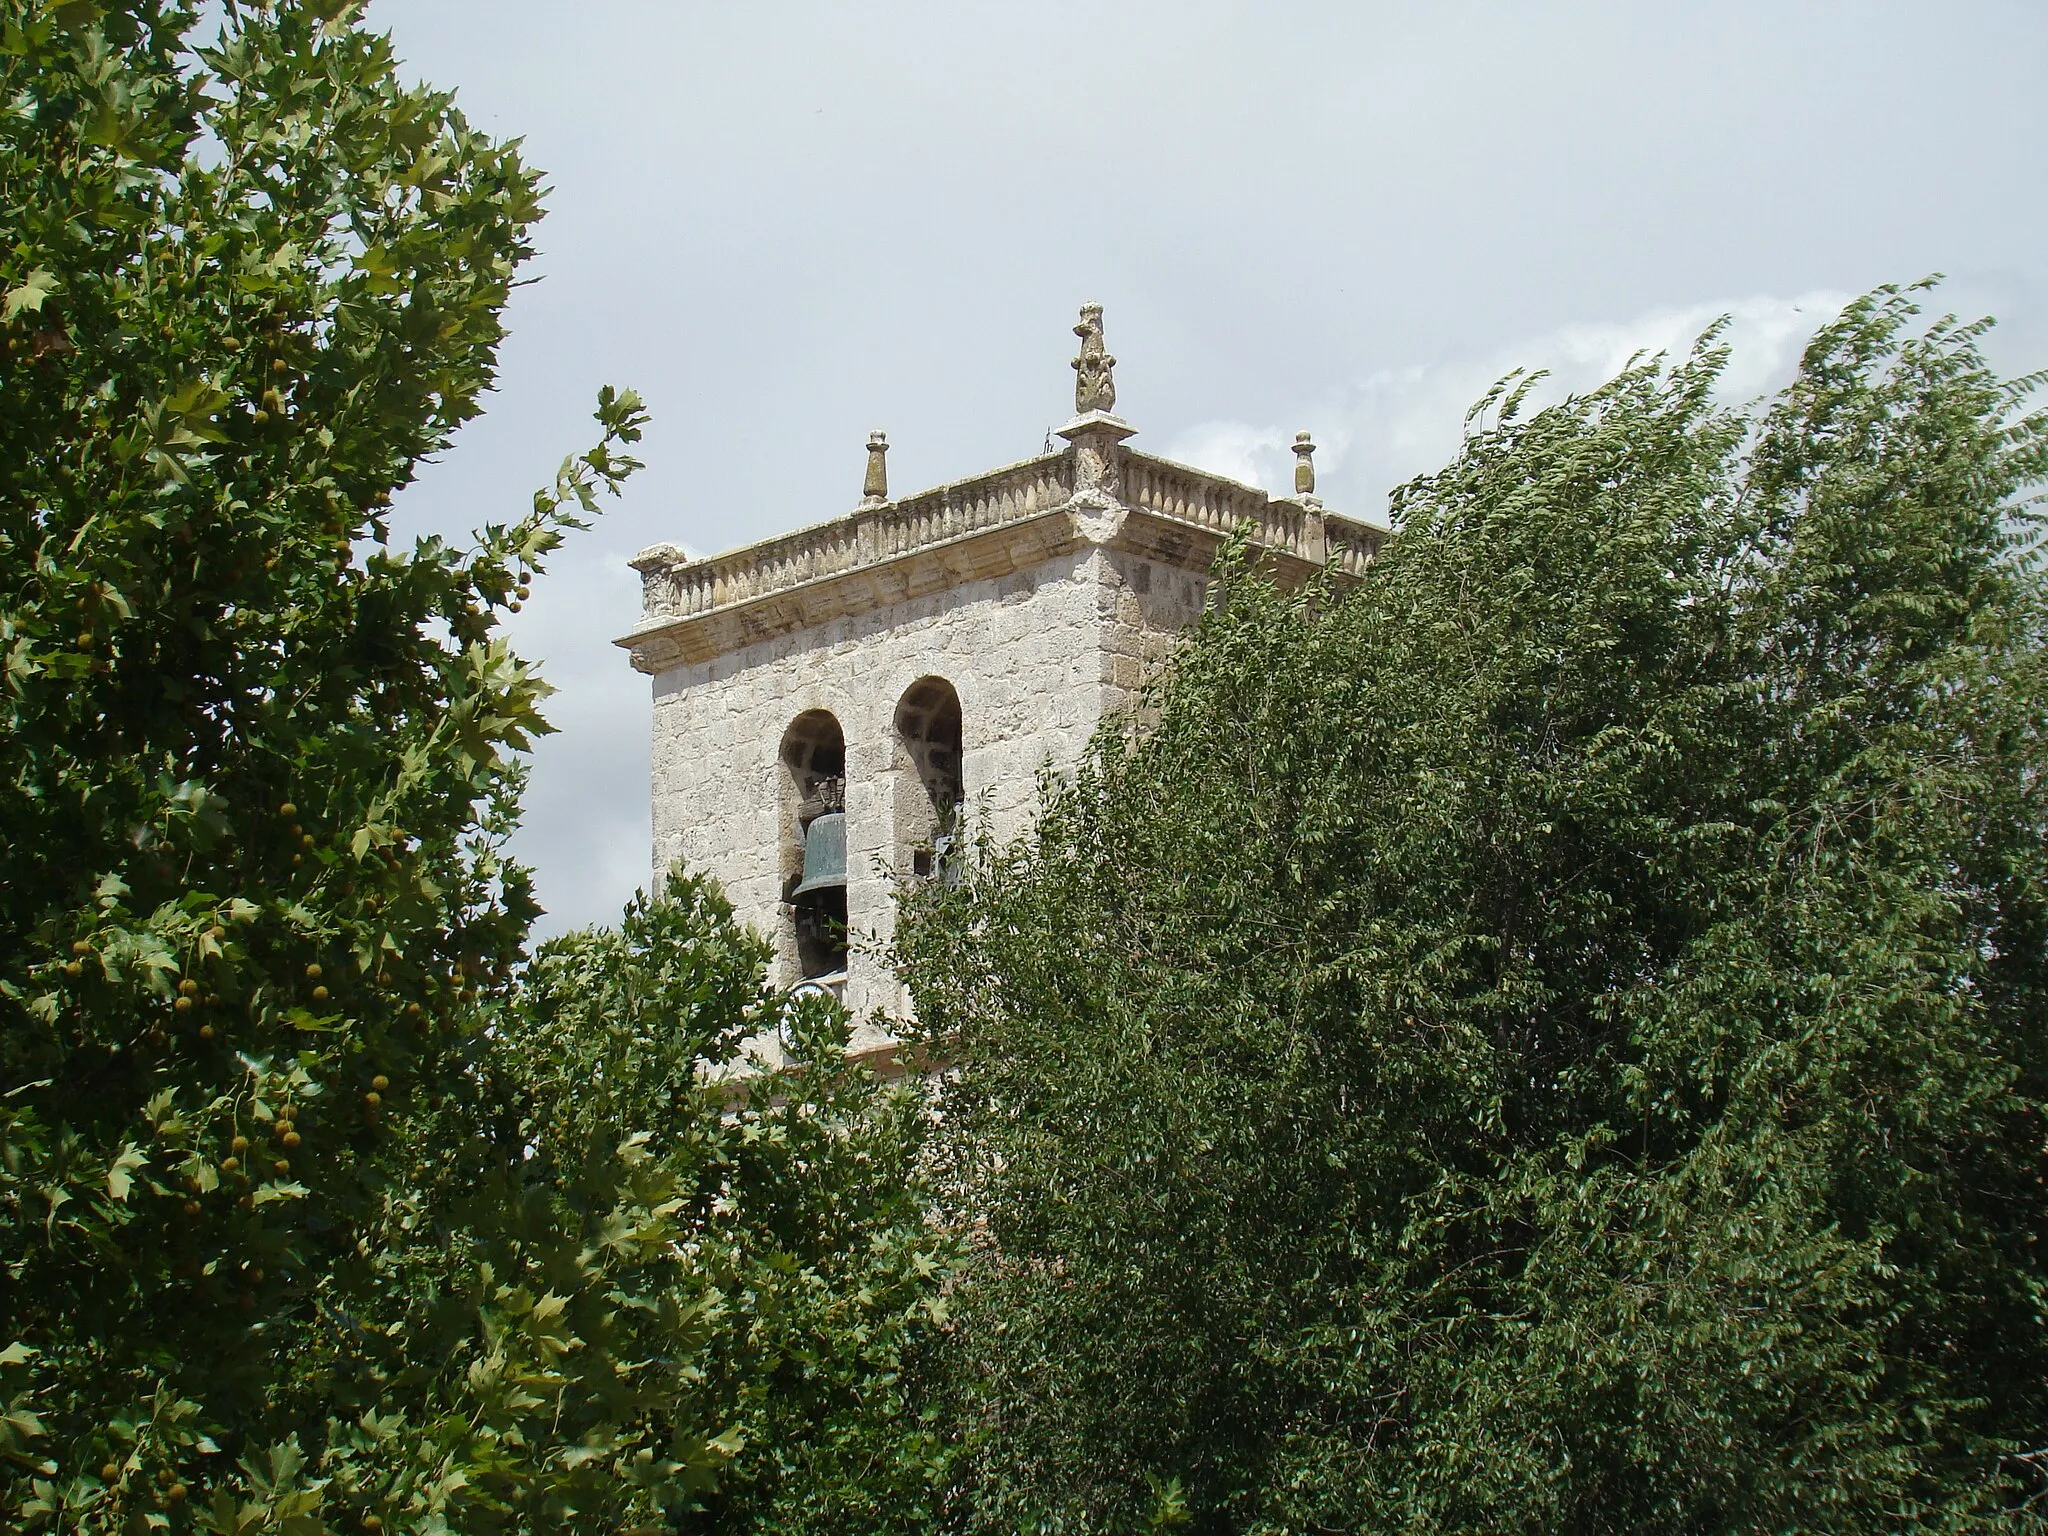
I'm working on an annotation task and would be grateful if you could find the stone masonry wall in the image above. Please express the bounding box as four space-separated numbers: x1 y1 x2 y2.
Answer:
650 543 1208 1061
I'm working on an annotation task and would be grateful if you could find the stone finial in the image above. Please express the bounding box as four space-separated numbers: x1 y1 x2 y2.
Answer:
1292 432 1317 496
862 430 889 503
1071 302 1117 415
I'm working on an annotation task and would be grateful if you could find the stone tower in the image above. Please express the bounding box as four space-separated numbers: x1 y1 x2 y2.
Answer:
617 307 1384 1068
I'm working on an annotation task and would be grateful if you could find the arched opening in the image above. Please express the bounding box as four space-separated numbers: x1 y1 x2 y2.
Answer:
779 710 847 981
893 677 963 882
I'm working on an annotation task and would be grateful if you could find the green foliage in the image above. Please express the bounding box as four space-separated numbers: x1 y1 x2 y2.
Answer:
0 3 946 1530
900 289 2048 1534
497 882 954 1536
310 873 950 1536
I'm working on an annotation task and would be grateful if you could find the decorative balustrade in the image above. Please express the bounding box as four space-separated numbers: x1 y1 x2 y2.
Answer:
1120 451 1314 560
871 453 1072 562
632 443 1385 630
638 453 1074 621
1323 513 1385 578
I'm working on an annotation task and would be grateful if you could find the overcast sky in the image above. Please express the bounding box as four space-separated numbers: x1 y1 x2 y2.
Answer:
369 0 2048 937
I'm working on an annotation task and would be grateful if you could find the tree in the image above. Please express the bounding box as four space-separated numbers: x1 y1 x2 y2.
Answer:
373 875 951 1536
898 288 2048 1534
0 4 945 1530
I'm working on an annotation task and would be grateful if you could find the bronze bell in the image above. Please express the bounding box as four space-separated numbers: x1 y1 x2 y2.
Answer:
791 811 847 897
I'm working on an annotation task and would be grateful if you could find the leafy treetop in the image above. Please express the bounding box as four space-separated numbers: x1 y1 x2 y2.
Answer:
900 287 2048 1536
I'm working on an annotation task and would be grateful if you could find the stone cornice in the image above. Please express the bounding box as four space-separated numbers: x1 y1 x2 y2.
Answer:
617 443 1387 675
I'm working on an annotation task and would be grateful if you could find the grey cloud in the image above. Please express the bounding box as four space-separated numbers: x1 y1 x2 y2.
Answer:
365 0 2048 936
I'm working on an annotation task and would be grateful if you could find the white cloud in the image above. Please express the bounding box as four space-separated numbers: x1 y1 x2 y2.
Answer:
1161 291 1852 520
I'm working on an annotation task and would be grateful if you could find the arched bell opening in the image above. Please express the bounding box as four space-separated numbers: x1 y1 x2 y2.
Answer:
778 709 847 981
893 677 963 883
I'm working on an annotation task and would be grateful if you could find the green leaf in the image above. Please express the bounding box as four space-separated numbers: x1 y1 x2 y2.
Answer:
106 1145 147 1202
2 268 57 322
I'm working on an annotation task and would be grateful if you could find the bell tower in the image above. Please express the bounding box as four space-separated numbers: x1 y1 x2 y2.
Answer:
618 307 1385 1068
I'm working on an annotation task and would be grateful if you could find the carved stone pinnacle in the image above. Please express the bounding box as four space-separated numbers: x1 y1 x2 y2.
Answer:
1071 302 1117 415
863 430 889 503
1292 431 1316 496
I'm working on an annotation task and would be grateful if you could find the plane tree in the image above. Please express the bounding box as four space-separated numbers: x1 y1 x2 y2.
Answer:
0 4 945 1531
